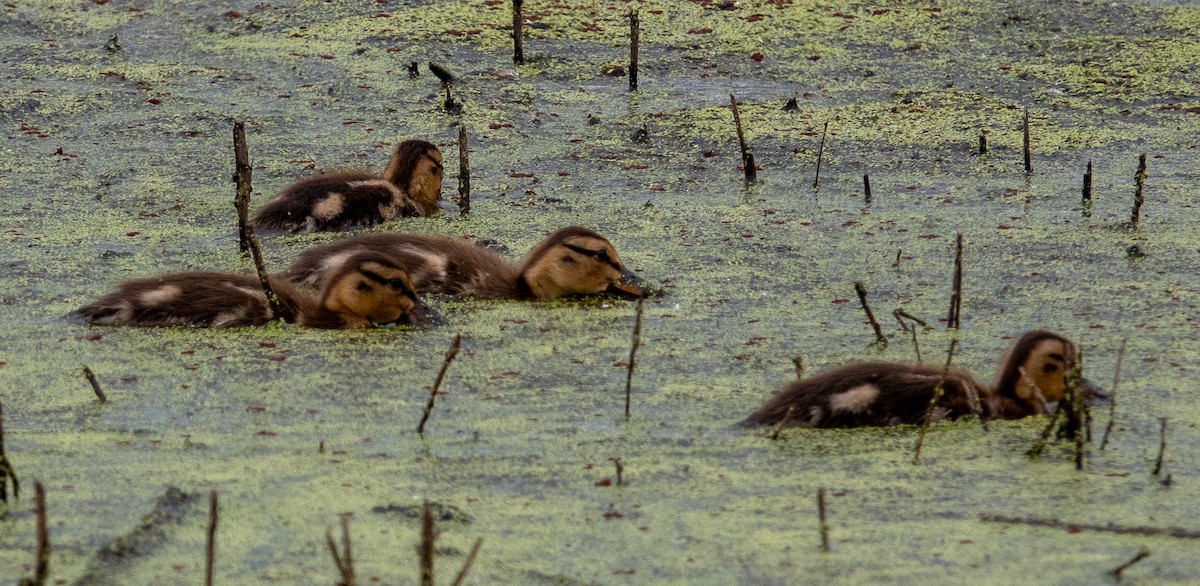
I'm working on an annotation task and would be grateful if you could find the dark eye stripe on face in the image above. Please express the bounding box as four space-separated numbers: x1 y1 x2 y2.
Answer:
562 243 622 271
359 268 417 298
421 152 443 174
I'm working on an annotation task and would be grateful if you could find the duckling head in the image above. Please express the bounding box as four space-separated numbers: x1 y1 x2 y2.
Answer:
320 252 435 327
518 226 646 300
995 330 1106 412
382 139 443 215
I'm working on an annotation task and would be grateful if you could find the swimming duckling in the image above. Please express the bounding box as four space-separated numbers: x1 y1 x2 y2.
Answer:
75 251 431 329
249 139 444 233
287 226 646 300
743 330 1104 428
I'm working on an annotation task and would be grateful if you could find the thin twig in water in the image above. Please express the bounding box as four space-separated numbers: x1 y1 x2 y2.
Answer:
18 481 49 586
456 125 471 216
1082 160 1093 217
418 334 462 435
913 338 959 463
854 282 886 348
791 357 803 380
813 121 828 189
1100 339 1127 450
980 514 1200 539
246 230 284 321
1130 153 1147 229
82 365 106 403
325 515 355 586
770 406 795 440
863 173 872 205
1022 107 1032 173
892 309 925 363
233 121 253 253
206 491 218 586
511 0 524 65
624 299 644 419
612 457 625 487
817 488 830 552
1110 547 1150 582
729 95 756 184
450 537 484 586
628 10 639 91
1152 417 1167 477
420 501 436 586
947 233 963 329
0 401 18 505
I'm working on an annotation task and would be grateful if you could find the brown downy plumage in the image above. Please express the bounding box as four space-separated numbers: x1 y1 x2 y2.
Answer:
75 252 431 329
287 226 647 300
743 330 1105 428
249 139 444 233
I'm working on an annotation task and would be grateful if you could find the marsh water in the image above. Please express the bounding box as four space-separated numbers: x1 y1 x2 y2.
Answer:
1 0 1199 583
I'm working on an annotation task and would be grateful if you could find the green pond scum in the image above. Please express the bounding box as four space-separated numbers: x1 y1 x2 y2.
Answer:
1 0 1198 583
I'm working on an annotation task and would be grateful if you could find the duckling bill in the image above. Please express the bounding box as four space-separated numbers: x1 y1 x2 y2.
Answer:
75 251 433 329
744 330 1105 428
250 139 444 233
288 226 648 301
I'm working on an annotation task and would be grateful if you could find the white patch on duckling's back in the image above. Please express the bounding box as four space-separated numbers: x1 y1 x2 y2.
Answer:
404 249 449 287
311 193 345 220
139 284 182 306
829 384 880 414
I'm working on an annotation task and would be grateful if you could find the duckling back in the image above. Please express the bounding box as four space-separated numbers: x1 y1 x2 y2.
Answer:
75 272 301 327
743 362 990 428
249 172 421 233
288 233 521 298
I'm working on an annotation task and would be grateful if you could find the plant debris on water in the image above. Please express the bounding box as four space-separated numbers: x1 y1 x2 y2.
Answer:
1 0 1199 583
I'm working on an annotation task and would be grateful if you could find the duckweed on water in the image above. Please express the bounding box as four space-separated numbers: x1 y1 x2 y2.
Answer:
1 0 1199 583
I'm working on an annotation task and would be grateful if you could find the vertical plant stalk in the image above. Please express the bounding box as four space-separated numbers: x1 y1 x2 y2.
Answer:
1022 108 1032 173
947 233 963 329
893 309 926 363
205 491 218 586
1110 547 1150 581
233 121 253 254
326 515 355 586
1099 339 1126 450
82 365 106 403
770 406 795 440
729 95 757 184
791 357 803 380
19 481 49 586
512 0 525 65
817 488 830 553
628 10 639 91
1057 349 1089 469
978 129 987 155
420 502 436 586
624 299 644 420
1152 417 1167 477
418 334 462 435
913 338 958 463
246 230 284 321
456 125 471 216
450 537 484 586
0 401 17 504
1082 160 1093 217
862 173 872 205
612 457 625 487
1130 153 1147 229
853 282 886 348
813 121 828 189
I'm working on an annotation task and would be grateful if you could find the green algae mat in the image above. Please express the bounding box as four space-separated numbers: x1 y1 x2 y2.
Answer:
2 0 1199 583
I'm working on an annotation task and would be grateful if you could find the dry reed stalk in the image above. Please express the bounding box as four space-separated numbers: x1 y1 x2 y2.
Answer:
418 334 462 435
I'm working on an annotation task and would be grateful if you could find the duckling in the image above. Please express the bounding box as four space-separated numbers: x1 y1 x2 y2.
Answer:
743 330 1104 428
287 226 646 300
249 139 444 233
75 251 431 329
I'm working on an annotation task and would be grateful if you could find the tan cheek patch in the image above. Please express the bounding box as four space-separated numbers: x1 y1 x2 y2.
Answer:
829 384 880 413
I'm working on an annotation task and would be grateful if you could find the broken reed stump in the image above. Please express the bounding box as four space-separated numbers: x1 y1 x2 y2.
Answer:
1022 107 1032 173
205 491 218 586
893 309 925 363
449 537 484 586
624 298 644 420
912 338 959 463
233 122 253 254
18 481 49 586
770 406 795 440
246 230 285 321
729 94 757 184
1152 417 1168 478
628 10 639 91
1099 339 1126 450
978 129 987 155
947 233 963 329
1082 160 1094 217
417 334 462 435
326 515 355 586
813 121 828 189
792 357 803 379
420 502 436 586
1111 547 1150 581
82 365 106 403
0 401 18 505
456 125 471 216
853 281 887 348
1130 153 1147 229
817 488 830 553
512 0 524 65
612 457 625 487
862 173 872 205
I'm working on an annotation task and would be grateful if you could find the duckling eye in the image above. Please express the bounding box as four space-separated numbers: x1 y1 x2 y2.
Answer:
386 278 406 289
593 249 611 263
1043 363 1059 373
356 281 372 292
